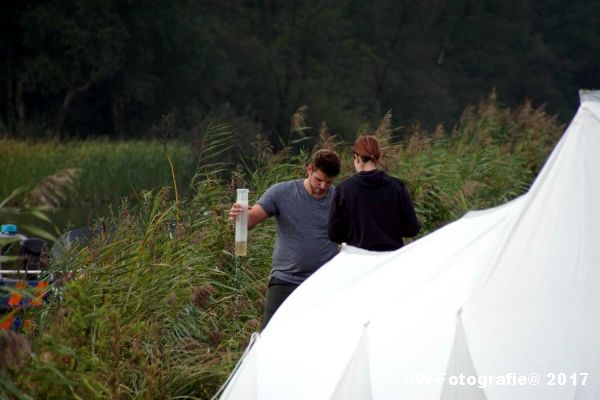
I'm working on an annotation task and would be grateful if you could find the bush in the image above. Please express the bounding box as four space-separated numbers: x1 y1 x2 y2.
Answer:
1 96 564 399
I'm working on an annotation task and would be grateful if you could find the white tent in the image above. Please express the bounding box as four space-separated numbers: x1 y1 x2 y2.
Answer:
218 90 600 400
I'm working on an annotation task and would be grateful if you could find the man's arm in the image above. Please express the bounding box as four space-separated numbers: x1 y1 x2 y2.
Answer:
229 203 269 228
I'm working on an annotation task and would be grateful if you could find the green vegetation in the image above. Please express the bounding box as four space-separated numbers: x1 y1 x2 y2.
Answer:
2 1 597 141
0 139 196 206
1 97 563 399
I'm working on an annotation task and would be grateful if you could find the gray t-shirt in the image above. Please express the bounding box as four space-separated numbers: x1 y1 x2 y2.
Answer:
257 179 338 284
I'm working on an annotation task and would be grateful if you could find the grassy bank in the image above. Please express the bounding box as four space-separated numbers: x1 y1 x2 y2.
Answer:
0 139 197 206
1 95 563 399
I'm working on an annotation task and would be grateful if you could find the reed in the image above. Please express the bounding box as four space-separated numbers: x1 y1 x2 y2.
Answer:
1 96 564 399
0 139 196 206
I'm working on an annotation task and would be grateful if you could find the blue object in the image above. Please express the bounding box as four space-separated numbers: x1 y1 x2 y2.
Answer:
12 315 23 331
1 224 17 234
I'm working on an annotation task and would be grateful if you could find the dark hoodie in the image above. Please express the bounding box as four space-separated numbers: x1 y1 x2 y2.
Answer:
328 170 421 251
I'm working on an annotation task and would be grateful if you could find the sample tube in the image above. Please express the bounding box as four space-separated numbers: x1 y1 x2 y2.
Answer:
235 189 249 256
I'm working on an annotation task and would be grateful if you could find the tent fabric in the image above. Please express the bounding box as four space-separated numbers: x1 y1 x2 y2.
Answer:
218 90 600 400
330 323 373 400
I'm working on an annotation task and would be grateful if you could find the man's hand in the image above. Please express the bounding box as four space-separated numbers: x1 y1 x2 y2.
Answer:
229 202 246 220
228 203 269 228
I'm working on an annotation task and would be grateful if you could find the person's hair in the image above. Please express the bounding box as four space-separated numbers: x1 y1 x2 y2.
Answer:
353 135 381 163
311 149 341 177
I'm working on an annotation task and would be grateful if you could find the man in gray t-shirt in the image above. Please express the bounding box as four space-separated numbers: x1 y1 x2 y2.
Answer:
229 149 341 328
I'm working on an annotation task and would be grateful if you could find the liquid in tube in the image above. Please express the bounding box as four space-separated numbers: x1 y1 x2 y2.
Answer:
235 241 247 256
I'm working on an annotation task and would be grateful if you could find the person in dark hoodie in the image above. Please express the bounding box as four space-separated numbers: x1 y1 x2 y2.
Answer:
328 135 421 251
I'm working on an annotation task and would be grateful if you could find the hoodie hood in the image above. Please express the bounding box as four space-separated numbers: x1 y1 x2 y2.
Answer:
350 169 393 189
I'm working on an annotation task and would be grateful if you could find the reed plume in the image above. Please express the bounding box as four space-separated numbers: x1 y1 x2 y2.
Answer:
24 167 81 208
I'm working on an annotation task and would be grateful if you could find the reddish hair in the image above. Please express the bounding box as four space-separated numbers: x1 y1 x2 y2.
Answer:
353 135 381 163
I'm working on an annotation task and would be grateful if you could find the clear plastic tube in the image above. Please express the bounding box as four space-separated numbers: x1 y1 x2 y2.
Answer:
235 189 249 256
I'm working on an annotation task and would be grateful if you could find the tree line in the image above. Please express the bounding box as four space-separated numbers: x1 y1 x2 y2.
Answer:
1 0 598 142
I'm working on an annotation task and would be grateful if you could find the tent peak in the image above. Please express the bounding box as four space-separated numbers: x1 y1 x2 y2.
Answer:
579 89 600 103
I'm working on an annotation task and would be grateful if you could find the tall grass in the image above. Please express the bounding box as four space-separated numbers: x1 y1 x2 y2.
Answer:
335 93 563 233
0 139 196 206
1 95 564 399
